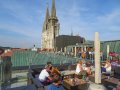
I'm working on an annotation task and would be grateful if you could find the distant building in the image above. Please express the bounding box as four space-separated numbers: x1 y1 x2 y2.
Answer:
31 45 37 51
41 0 85 52
55 35 85 51
41 0 60 50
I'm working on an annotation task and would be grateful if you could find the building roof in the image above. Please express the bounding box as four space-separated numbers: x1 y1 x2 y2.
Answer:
1 50 13 57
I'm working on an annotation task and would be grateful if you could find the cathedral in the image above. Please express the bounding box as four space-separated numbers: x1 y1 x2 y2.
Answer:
41 0 60 50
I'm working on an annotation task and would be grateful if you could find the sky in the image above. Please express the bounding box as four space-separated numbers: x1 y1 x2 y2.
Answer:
0 0 120 48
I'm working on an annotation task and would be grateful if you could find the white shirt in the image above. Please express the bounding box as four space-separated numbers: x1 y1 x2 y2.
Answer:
89 52 91 54
76 64 82 74
39 69 49 81
104 64 111 73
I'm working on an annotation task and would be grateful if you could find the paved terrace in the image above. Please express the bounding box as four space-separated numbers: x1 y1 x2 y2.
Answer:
1 72 27 90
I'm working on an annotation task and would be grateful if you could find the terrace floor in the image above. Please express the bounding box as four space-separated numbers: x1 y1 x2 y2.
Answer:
1 71 28 90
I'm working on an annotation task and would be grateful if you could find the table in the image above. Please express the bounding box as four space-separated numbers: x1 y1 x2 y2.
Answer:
60 70 76 76
63 78 87 90
102 77 119 87
89 75 119 88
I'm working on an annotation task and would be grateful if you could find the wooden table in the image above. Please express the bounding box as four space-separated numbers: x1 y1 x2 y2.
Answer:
63 78 87 90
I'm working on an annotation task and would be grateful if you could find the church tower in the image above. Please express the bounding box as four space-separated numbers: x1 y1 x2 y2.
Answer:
41 0 60 50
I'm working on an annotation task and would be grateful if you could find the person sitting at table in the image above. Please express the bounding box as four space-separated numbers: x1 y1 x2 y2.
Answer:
75 60 87 79
48 75 64 90
101 60 111 73
50 66 61 77
84 62 92 75
39 63 53 85
76 60 83 74
79 60 91 75
111 60 118 66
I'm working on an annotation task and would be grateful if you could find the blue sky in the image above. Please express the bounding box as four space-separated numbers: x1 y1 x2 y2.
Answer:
0 0 120 48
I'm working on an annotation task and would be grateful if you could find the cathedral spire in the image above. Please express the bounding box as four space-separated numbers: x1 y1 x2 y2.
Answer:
51 0 56 18
45 3 50 23
43 4 49 32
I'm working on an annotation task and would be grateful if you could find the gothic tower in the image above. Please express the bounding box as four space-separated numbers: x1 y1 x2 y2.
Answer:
41 0 60 50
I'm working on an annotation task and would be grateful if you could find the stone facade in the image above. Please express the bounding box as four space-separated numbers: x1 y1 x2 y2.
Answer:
41 0 60 50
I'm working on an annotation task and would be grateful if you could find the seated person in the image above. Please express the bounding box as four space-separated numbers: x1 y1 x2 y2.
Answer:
82 60 92 75
84 64 92 75
51 67 61 76
48 75 64 90
101 60 111 73
39 63 53 85
76 60 83 74
76 60 87 79
111 60 118 66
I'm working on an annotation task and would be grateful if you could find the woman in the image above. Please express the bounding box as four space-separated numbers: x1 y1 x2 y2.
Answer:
76 60 83 74
84 62 92 75
102 60 111 73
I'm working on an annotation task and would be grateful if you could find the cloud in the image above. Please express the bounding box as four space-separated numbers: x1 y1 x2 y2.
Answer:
94 9 120 32
58 2 88 34
0 37 40 49
59 7 120 40
88 9 120 40
0 0 45 25
0 23 40 38
0 0 120 47
96 9 120 25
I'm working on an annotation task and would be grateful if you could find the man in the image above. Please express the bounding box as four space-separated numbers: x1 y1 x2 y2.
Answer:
39 63 53 85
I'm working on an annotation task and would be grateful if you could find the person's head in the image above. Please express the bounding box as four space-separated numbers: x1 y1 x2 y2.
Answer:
76 60 79 64
45 63 52 72
82 59 86 64
77 60 82 65
116 80 120 90
86 62 91 67
105 60 110 64
53 75 61 84
47 61 52 65
79 60 83 65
